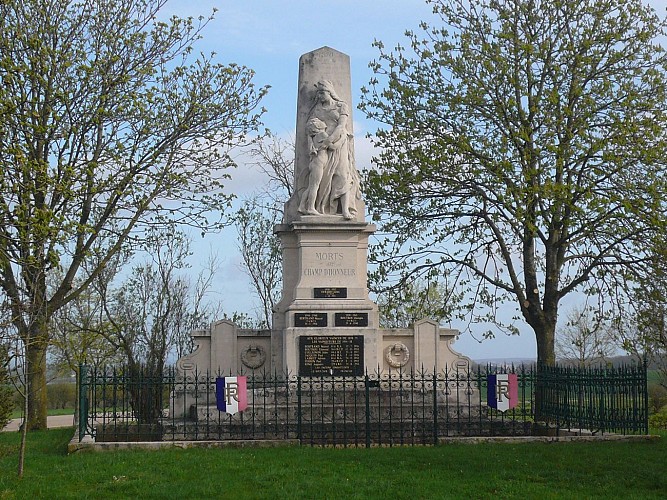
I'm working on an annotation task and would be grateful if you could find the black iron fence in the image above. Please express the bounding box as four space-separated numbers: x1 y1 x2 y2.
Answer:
537 363 648 434
78 362 648 446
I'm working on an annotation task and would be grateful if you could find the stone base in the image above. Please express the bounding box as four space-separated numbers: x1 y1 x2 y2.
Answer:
167 380 481 441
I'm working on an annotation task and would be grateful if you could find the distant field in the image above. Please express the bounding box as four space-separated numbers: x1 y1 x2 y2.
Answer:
0 428 665 499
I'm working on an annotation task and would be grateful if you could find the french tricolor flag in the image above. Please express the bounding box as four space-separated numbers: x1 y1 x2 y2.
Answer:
216 376 248 415
487 373 518 412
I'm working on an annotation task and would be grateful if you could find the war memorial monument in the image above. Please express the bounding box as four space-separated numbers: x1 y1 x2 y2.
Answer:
171 47 472 422
177 47 470 382
73 48 649 448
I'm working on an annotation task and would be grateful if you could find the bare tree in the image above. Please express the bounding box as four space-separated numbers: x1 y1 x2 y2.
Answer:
234 198 283 329
232 132 294 328
172 251 223 359
49 271 123 373
48 267 125 427
618 242 667 389
100 229 220 424
556 306 617 366
248 132 295 200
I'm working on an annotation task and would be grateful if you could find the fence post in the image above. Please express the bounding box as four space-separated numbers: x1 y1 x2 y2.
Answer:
297 376 302 444
365 373 371 448
642 356 649 434
78 364 89 442
432 370 438 445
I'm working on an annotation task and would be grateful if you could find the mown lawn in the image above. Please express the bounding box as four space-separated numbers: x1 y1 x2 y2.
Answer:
0 428 665 499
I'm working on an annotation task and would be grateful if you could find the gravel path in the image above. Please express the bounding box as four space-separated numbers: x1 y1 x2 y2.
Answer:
1 415 74 432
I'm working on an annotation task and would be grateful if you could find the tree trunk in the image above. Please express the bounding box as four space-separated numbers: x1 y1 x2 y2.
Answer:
536 325 556 366
17 383 28 478
533 320 557 424
127 362 164 425
25 337 49 431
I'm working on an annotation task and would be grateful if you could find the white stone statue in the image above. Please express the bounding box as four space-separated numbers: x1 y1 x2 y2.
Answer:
297 80 361 220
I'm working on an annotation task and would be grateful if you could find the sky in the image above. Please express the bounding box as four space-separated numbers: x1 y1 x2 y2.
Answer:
158 0 667 361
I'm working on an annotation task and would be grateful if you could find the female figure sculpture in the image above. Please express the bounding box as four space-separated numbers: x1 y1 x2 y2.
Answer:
297 80 360 220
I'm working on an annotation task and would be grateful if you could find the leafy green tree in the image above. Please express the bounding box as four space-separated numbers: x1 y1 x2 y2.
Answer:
0 0 265 429
376 278 456 329
360 0 667 366
619 240 667 390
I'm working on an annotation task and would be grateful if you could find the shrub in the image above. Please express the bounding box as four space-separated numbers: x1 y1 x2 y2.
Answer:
649 407 667 430
47 383 76 410
0 352 13 428
12 388 23 412
0 386 12 429
648 383 667 414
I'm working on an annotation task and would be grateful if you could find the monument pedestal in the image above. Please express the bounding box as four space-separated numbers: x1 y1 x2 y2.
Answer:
272 216 379 373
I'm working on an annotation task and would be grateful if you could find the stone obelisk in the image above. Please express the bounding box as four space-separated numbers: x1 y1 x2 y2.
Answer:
273 47 379 374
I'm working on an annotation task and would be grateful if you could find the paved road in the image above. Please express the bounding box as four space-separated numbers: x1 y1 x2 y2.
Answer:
1 415 74 432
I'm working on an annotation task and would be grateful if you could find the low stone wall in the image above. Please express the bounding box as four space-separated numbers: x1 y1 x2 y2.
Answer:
67 431 661 454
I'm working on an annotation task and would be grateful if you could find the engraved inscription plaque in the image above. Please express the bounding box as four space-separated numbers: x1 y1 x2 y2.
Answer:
294 312 328 327
334 312 369 327
298 335 364 376
314 287 348 299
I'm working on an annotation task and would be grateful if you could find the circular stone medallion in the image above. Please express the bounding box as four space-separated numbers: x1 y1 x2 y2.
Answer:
385 342 410 368
241 344 266 369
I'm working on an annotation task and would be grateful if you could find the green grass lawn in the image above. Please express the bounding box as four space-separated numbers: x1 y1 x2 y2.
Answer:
0 428 665 499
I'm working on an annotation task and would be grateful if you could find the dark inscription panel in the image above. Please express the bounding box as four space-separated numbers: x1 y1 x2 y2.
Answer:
334 312 369 327
314 287 348 299
299 335 364 376
294 312 328 327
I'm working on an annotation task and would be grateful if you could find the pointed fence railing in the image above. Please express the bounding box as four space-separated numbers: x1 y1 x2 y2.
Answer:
536 363 648 434
77 362 648 446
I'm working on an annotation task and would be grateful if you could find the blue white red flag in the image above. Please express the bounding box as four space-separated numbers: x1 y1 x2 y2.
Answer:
216 376 248 415
487 373 518 412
